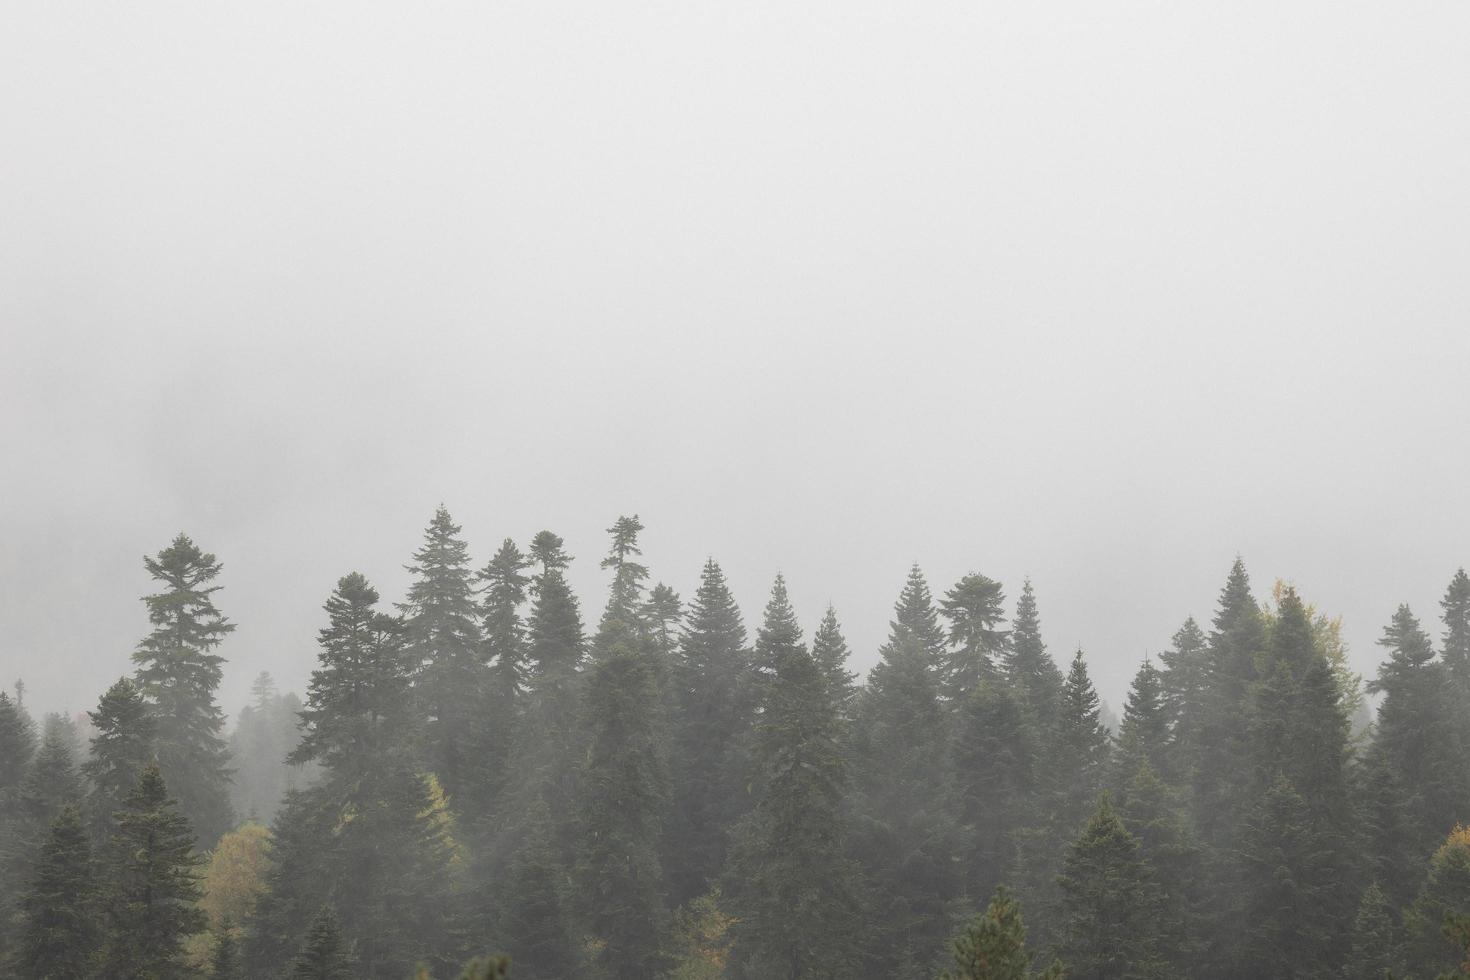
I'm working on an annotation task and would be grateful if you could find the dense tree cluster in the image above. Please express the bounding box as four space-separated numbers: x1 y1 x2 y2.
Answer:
3 512 1469 978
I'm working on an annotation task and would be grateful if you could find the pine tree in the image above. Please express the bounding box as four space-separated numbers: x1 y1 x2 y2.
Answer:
211 917 244 980
1057 795 1165 980
724 576 865 979
940 572 1008 704
1192 559 1264 848
281 573 459 978
1156 617 1207 786
99 763 206 978
291 572 414 778
82 677 156 841
131 533 236 844
1003 580 1065 723
497 797 582 979
1407 825 1470 977
952 675 1034 902
576 515 670 980
472 537 533 820
938 886 1063 980
1442 568 1470 682
1344 881 1401 980
399 506 484 806
243 788 335 975
1118 759 1201 973
886 564 948 671
510 530 587 851
810 605 858 712
291 906 354 979
229 671 309 825
332 766 459 978
1369 604 1468 863
669 558 755 905
851 571 961 978
1056 649 1112 828
19 804 99 979
0 691 36 792
1238 774 1340 979
1117 658 1170 779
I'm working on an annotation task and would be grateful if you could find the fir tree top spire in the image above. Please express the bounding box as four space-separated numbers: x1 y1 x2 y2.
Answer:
754 574 803 676
1440 567 1470 677
885 563 946 667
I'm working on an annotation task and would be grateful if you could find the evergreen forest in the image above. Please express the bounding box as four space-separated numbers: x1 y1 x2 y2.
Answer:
4 508 1470 980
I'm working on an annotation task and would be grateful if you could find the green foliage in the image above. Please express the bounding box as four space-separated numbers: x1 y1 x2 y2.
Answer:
1004 580 1064 722
1117 658 1169 778
400 507 485 805
100 763 207 978
229 671 310 825
292 572 414 776
1345 882 1401 980
290 906 354 979
669 558 755 905
940 572 1008 703
0 690 36 791
82 676 156 841
131 533 237 845
724 576 866 979
1056 795 1164 980
20 804 99 979
939 885 1064 980
1238 774 1340 979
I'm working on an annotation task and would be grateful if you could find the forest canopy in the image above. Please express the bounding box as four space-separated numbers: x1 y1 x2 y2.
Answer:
2 509 1469 979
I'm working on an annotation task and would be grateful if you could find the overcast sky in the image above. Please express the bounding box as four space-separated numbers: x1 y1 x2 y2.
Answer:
3 1 1468 722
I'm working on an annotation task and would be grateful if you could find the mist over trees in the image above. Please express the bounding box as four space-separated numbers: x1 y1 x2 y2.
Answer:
3 510 1470 978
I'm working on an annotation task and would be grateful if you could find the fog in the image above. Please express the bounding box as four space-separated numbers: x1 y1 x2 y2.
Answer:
3 0 1468 721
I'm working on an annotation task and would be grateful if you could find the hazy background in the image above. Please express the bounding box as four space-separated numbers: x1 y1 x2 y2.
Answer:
3 1 1467 722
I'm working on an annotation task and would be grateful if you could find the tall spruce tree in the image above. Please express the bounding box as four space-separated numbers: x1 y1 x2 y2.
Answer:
1238 774 1340 979
229 671 309 824
1057 795 1165 980
723 576 865 979
576 515 670 980
281 572 458 979
472 537 533 820
1117 658 1170 779
291 573 414 778
951 674 1034 903
1056 648 1112 827
99 763 206 978
496 796 582 979
1442 568 1470 682
510 530 587 850
851 570 960 978
399 507 484 806
939 572 1008 704
1344 881 1401 980
0 691 35 792
131 533 236 844
1004 580 1065 723
82 677 156 841
669 558 755 905
1369 604 1468 862
19 804 99 980
810 604 858 712
886 564 949 671
1156 617 1208 783
1192 558 1263 848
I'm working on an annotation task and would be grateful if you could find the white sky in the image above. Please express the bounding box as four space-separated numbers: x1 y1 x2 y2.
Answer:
3 1 1468 720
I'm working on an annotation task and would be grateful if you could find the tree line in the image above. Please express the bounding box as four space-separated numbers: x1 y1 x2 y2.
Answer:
2 508 1469 978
